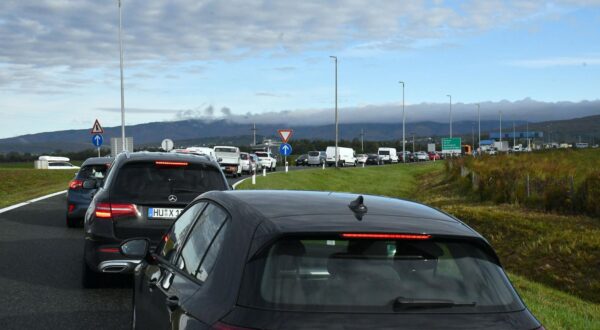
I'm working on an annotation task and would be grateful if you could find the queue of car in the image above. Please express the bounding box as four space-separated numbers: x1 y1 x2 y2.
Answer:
63 148 543 329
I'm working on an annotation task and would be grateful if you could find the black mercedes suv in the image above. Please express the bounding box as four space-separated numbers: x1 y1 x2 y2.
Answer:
82 152 229 288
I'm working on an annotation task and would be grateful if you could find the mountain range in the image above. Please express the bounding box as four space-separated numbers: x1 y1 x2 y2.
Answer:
1 115 598 153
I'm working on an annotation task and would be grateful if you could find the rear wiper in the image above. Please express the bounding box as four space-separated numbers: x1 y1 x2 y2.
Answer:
393 297 476 310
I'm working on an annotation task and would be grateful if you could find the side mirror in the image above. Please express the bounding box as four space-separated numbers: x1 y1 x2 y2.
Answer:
120 238 150 259
82 179 97 189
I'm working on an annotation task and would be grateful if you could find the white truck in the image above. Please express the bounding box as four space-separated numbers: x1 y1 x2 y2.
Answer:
254 151 277 171
185 147 217 162
214 146 242 177
377 147 399 164
326 146 357 167
35 156 80 170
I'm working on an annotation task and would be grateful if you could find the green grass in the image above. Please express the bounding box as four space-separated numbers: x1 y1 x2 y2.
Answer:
0 168 77 208
511 273 600 329
237 163 440 196
237 163 600 328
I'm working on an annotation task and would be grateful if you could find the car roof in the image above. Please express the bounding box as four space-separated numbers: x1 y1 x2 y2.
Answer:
215 190 480 238
116 151 214 165
81 157 112 166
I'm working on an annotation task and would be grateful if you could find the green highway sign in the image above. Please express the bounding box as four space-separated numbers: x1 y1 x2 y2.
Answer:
442 137 462 152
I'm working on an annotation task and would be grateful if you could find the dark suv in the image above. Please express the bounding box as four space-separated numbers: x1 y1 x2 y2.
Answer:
82 152 229 287
66 157 112 227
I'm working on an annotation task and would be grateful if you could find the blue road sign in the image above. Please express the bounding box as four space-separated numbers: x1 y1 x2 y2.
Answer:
279 143 292 156
92 134 103 147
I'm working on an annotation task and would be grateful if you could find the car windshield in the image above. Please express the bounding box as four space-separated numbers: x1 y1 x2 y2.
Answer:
76 164 108 179
238 236 523 314
308 151 319 157
214 147 237 153
110 161 227 204
379 150 390 155
255 152 268 157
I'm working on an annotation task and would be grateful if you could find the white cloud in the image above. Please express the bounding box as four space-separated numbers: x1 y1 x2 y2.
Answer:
507 56 600 68
1 0 598 93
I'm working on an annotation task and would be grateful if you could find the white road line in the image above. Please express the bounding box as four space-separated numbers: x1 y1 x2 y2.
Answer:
0 190 67 214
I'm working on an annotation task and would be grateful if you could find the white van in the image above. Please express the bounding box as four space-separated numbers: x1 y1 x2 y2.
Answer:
378 147 399 164
36 156 80 170
325 146 357 167
214 146 242 177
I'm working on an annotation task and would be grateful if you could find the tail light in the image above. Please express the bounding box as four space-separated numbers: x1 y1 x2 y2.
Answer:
69 179 83 190
68 204 75 213
341 233 431 240
95 203 138 219
211 322 253 330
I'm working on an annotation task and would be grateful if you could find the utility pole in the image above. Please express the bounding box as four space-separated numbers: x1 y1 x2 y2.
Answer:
400 81 406 163
447 95 452 138
412 133 415 153
330 56 338 168
513 120 516 148
360 129 364 153
499 111 503 143
472 123 475 148
118 0 126 151
251 122 257 145
477 103 481 152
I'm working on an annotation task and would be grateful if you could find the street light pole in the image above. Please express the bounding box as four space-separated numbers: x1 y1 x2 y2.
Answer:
330 56 338 168
118 0 126 151
399 81 405 163
360 128 364 153
477 103 481 152
499 111 503 143
447 95 452 138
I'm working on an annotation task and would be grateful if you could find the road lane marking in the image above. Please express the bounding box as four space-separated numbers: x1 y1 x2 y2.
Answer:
0 190 67 214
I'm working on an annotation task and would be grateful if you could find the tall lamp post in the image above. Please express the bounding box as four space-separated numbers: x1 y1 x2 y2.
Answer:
399 81 405 163
118 0 126 151
447 95 452 138
477 103 481 152
330 56 338 168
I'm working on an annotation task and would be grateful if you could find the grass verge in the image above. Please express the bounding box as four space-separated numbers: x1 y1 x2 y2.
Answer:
0 168 76 208
238 163 600 328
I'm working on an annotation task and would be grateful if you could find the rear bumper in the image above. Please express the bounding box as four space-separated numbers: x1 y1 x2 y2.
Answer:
84 238 148 273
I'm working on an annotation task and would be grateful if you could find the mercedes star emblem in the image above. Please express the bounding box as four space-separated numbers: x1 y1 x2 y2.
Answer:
168 195 177 202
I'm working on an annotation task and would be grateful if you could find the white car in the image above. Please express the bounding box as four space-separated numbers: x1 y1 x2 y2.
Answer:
415 151 429 161
356 154 368 164
240 152 256 174
214 146 243 177
325 146 357 167
254 151 277 171
377 147 399 163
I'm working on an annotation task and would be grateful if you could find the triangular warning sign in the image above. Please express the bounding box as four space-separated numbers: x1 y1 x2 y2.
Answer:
278 129 293 143
91 119 104 134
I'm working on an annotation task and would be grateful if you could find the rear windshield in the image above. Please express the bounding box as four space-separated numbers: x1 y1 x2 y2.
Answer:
110 161 226 204
255 152 268 157
238 237 523 314
308 151 320 157
379 150 390 155
76 164 108 179
240 154 249 160
215 147 237 153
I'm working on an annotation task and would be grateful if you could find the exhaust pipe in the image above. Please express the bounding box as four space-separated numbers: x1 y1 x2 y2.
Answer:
99 260 141 273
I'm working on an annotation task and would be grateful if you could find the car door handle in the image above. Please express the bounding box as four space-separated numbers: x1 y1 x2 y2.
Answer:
166 295 179 311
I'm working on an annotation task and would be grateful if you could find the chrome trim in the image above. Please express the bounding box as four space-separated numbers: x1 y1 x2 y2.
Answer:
99 259 141 273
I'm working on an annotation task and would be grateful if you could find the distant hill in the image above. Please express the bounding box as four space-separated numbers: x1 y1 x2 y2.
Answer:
0 115 598 153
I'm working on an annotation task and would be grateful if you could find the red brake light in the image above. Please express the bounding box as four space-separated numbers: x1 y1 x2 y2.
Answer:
69 179 83 190
211 322 253 330
68 204 75 213
98 247 119 253
341 233 431 240
95 203 137 219
155 161 188 167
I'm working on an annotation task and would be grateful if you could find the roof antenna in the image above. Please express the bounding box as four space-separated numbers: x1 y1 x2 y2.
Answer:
349 195 368 221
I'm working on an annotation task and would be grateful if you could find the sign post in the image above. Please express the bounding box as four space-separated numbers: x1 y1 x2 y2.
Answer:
278 129 293 173
90 119 105 157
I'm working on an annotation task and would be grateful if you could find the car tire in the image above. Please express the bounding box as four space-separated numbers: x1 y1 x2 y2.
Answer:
82 260 101 288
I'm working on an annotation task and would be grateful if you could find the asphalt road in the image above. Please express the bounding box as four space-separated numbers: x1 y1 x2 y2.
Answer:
0 167 298 329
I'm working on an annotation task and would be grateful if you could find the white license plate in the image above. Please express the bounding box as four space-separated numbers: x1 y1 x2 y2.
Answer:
147 208 182 219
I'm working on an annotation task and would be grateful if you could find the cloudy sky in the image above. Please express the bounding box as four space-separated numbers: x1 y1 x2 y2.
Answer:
1 0 599 138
